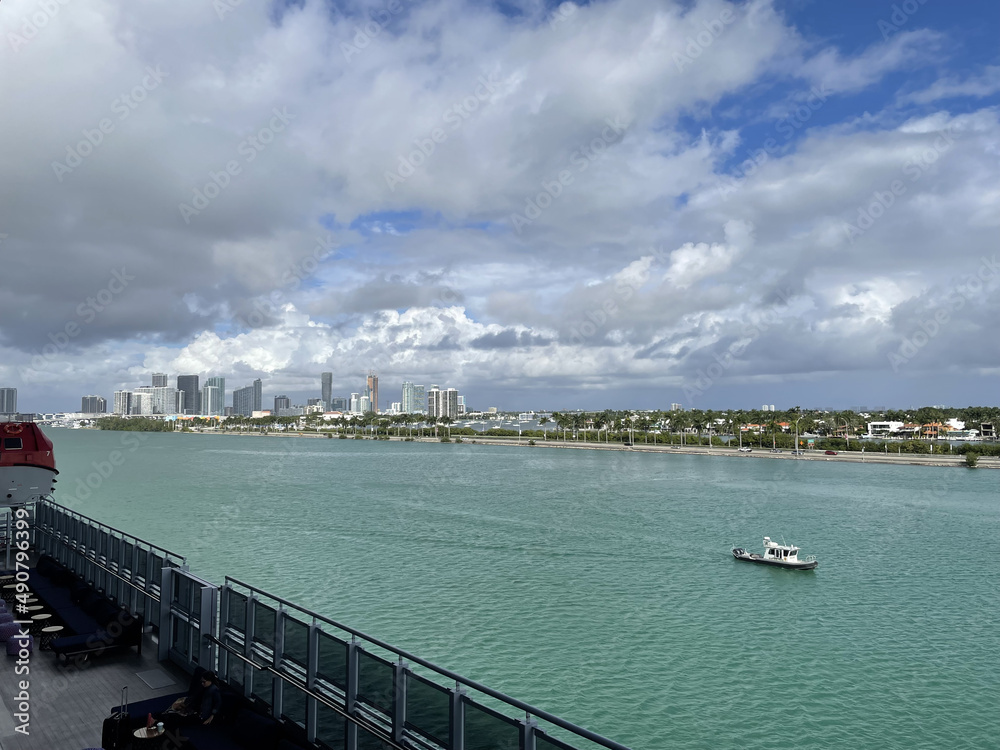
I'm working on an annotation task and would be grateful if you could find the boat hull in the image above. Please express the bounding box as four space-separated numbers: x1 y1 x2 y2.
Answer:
2 464 58 505
732 550 817 570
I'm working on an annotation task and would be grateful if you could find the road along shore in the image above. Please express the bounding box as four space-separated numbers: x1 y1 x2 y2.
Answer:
170 429 999 469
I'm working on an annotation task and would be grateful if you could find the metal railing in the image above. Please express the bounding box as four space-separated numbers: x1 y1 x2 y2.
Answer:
216 576 632 750
30 498 631 750
34 499 186 629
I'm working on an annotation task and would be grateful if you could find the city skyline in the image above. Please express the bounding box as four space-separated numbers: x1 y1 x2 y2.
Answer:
1 1 998 412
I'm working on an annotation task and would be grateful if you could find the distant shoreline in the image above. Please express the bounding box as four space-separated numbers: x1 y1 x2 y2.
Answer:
140 428 999 468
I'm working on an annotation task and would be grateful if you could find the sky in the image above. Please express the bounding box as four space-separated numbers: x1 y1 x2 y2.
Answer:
1 0 998 413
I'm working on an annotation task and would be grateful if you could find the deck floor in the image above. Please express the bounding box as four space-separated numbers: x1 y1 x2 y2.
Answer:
0 632 189 750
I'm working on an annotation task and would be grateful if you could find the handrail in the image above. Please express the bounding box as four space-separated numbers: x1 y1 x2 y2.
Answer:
225 577 632 750
32 525 164 602
208 635 408 750
38 498 185 562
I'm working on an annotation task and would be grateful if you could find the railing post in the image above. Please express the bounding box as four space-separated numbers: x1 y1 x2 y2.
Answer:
306 620 319 745
199 584 217 670
521 714 538 750
393 658 408 745
244 594 256 700
451 683 466 750
346 639 360 750
273 607 286 719
219 585 231 682
158 565 172 661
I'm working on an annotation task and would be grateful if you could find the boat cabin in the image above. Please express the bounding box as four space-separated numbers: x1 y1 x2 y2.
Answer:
0 422 56 471
762 536 802 562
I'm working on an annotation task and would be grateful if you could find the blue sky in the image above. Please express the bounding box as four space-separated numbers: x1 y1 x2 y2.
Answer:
1 0 998 413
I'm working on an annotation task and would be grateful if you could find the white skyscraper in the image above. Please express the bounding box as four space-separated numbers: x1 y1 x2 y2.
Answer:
113 390 133 415
402 382 426 414
201 385 224 416
427 387 460 418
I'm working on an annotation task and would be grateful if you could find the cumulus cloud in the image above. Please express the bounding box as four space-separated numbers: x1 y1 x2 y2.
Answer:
1 0 999 410
664 220 753 288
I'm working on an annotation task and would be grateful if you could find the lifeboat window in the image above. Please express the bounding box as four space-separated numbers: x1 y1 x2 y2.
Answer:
3 438 22 449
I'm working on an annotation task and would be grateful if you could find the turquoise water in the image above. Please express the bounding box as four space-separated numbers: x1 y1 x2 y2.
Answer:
45 429 999 749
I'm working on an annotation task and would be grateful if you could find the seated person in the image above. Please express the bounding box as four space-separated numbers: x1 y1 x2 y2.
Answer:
162 669 221 726
198 671 222 725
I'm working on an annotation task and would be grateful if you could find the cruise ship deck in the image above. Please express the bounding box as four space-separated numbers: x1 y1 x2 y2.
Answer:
0 499 631 750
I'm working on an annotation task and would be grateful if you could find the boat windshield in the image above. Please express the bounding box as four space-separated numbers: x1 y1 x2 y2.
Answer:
3 438 22 449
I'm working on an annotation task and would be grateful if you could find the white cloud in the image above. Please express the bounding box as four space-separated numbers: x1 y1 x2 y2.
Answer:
900 65 1000 105
664 220 752 288
2 0 999 410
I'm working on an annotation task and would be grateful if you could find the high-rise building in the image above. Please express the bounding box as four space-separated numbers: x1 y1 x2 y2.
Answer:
457 395 466 415
274 395 291 412
177 375 200 415
133 386 181 415
366 371 379 413
113 390 132 415
130 391 153 415
330 397 347 412
205 377 226 409
151 373 168 387
401 382 426 414
81 395 107 414
0 388 16 414
427 387 460 418
201 385 224 416
321 372 332 411
349 393 362 414
233 378 263 417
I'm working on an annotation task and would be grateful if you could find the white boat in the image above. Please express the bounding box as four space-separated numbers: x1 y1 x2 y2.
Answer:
732 537 817 570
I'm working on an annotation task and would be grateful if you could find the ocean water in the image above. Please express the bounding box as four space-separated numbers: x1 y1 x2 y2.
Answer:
44 429 1000 749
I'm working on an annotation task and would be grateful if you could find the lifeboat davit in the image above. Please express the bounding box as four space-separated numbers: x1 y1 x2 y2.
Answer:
1 422 58 506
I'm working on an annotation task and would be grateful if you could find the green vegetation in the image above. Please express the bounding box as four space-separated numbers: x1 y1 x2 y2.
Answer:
95 417 174 432
95 405 1000 460
966 452 979 468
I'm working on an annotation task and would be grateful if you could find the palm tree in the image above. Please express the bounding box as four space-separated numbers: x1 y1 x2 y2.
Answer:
670 411 688 445
539 416 551 440
637 415 652 444
690 412 705 446
554 412 571 441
